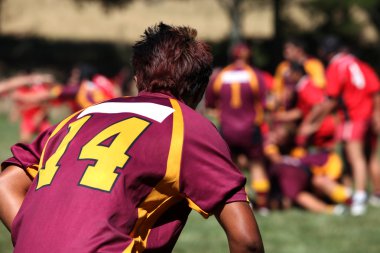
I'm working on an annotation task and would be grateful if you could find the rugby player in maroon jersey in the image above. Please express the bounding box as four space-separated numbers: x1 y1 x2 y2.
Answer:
0 23 264 253
205 43 270 214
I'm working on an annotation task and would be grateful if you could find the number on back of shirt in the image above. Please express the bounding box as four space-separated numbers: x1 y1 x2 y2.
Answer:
36 116 150 192
349 63 365 89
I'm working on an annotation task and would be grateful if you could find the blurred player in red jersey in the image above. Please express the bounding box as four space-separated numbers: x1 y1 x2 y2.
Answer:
205 42 270 214
0 23 264 253
299 36 380 216
272 63 352 209
274 62 336 148
15 64 118 114
0 73 54 142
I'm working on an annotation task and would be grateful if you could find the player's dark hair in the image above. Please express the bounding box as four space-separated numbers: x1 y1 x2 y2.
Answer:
286 37 308 52
132 22 213 108
319 35 342 58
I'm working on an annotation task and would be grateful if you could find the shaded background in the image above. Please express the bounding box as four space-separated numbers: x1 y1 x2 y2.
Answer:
0 0 378 78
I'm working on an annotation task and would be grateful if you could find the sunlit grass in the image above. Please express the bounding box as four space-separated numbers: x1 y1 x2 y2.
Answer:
0 113 379 253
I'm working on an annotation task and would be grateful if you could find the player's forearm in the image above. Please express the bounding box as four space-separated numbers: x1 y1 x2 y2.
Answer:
0 166 32 231
216 202 265 253
299 99 336 137
274 109 302 122
228 238 265 253
372 93 380 133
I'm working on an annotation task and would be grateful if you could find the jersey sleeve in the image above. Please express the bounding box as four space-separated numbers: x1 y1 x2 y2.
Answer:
304 58 326 88
362 62 380 94
180 112 247 217
1 126 54 178
205 70 222 109
56 85 79 100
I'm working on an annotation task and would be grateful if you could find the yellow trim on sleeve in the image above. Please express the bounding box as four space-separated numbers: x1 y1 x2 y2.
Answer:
26 164 39 179
212 65 234 93
244 64 259 93
304 58 326 89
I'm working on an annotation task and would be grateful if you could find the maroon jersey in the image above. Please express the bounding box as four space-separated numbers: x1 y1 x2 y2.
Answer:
2 92 247 253
205 63 267 152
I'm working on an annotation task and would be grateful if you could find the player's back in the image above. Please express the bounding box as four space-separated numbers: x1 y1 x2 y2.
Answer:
326 53 377 121
210 64 265 131
11 92 180 252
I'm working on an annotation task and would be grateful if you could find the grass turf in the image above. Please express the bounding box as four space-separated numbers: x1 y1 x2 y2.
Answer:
0 113 379 253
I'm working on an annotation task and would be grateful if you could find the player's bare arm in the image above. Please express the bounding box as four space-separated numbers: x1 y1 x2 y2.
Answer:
298 98 337 137
215 201 265 253
273 108 302 122
0 165 32 231
372 92 380 133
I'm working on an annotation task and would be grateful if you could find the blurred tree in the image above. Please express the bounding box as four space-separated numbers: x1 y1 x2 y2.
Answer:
217 0 271 45
217 0 245 45
296 0 379 44
75 0 133 9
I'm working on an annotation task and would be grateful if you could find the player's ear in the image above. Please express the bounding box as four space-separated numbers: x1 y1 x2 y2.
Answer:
134 76 137 82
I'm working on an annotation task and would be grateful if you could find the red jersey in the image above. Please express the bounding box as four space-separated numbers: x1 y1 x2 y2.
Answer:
205 63 267 148
14 83 50 118
2 92 247 253
296 77 336 147
273 57 326 94
326 53 380 121
13 83 51 136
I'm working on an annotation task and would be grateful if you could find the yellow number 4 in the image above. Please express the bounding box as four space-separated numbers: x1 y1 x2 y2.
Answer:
37 117 150 192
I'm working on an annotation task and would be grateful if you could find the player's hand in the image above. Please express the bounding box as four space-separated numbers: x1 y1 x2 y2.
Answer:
298 123 317 137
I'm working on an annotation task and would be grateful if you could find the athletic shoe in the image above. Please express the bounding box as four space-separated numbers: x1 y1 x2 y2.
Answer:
332 204 346 216
350 191 367 216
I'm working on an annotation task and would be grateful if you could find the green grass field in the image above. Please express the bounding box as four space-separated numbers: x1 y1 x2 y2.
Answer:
0 113 380 253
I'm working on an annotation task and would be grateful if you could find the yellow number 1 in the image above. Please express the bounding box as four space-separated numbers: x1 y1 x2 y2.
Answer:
36 117 150 192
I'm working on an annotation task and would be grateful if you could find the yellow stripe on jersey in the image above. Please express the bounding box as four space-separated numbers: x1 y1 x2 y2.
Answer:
273 61 289 95
230 82 241 108
243 64 259 93
124 99 185 253
254 102 264 124
37 111 82 174
212 65 234 93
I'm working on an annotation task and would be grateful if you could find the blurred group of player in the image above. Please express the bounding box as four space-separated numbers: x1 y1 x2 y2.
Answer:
1 35 379 218
205 36 380 216
0 64 134 143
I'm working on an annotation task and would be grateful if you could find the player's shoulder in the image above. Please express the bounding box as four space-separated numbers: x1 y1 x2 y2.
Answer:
305 57 323 64
178 101 220 134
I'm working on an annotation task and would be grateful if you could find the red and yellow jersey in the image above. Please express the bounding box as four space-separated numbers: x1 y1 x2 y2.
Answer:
2 92 246 253
273 58 326 106
205 63 267 147
296 76 336 147
52 74 118 112
326 53 380 121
